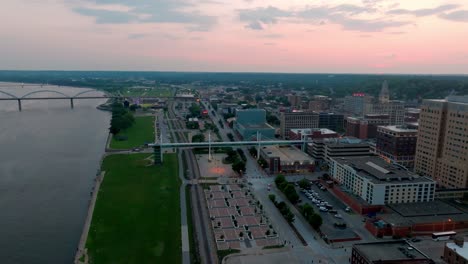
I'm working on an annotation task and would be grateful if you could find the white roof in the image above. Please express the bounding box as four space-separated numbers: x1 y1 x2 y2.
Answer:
446 242 468 259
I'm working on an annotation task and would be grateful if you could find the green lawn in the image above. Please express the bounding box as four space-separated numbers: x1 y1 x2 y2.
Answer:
110 116 155 149
120 88 172 97
86 153 181 264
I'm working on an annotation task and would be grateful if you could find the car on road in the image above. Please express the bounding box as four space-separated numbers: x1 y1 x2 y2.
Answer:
334 214 343 219
345 207 351 212
319 207 328 212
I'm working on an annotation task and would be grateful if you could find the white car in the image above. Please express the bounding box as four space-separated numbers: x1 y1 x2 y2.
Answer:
334 214 343 219
319 207 328 212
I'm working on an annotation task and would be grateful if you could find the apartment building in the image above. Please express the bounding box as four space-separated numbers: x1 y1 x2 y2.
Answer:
414 96 468 189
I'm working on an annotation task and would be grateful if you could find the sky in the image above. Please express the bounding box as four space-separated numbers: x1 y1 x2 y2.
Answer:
1 0 468 74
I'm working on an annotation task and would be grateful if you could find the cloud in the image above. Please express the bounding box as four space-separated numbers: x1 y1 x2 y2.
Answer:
331 4 376 14
387 4 459 17
71 0 217 31
246 21 263 30
239 6 292 30
264 42 276 46
239 4 409 32
73 8 136 24
439 10 468 22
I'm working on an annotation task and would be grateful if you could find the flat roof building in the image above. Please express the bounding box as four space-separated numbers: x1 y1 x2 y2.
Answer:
280 111 319 139
330 156 435 205
288 128 338 141
376 125 418 169
444 237 468 264
352 240 434 264
234 109 275 140
260 146 314 174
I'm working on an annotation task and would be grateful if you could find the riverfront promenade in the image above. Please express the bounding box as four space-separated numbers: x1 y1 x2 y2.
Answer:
75 172 105 264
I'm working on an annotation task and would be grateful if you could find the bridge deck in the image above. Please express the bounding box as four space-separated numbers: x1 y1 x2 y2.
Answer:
149 140 305 148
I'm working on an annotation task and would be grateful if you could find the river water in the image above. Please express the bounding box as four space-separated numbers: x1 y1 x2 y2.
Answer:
0 83 110 264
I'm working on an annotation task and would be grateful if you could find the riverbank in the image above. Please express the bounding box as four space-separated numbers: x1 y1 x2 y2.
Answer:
76 153 182 264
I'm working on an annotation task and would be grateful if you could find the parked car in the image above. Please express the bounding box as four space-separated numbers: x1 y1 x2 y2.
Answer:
334 214 343 219
345 207 351 212
319 207 328 212
329 209 338 214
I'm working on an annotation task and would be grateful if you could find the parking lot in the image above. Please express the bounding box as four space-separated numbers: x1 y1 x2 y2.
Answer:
292 179 363 243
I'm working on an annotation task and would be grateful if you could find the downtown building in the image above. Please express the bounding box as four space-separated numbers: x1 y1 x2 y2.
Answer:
307 137 373 165
234 109 275 140
346 114 391 139
280 111 319 138
414 96 468 189
376 125 418 169
330 156 435 205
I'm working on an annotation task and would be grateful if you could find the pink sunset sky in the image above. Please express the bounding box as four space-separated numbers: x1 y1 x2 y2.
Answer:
1 0 468 74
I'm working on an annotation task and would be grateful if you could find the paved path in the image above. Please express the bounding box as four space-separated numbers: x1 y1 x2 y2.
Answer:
74 172 105 264
178 151 191 264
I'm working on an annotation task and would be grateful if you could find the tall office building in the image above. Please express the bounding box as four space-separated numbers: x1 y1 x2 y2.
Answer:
414 96 468 189
280 111 319 138
376 125 418 169
344 93 374 116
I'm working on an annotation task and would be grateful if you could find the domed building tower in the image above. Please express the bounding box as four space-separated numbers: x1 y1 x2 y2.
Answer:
379 80 390 103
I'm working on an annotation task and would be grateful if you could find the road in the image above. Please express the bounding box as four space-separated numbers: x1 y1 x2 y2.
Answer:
201 101 355 263
168 100 217 264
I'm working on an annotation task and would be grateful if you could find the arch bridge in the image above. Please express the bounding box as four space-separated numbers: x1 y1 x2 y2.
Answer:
0 89 163 111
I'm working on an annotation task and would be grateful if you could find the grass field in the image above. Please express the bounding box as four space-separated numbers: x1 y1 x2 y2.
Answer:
121 87 172 97
110 116 154 149
86 153 181 264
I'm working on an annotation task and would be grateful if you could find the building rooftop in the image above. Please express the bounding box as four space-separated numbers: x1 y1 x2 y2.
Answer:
446 241 468 259
333 156 433 184
261 146 314 164
323 137 366 145
378 125 418 133
354 240 430 262
290 128 337 135
380 200 468 227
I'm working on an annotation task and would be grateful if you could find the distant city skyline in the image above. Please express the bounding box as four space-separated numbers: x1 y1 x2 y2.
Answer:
1 0 468 74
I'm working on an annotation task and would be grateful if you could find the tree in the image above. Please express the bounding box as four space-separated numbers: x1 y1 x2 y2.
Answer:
192 134 205 143
283 184 299 204
298 178 311 189
232 160 246 173
275 175 286 188
268 194 276 203
309 214 323 230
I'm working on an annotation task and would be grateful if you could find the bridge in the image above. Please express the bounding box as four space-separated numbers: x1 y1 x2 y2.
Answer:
149 137 307 164
0 89 162 111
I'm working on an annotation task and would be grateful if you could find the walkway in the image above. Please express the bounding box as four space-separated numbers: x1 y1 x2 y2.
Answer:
74 171 105 264
179 151 191 264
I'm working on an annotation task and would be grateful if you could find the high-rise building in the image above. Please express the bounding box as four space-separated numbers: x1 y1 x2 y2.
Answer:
376 125 418 169
318 112 344 132
307 137 373 164
344 93 374 116
414 96 468 189
344 82 404 125
280 111 319 138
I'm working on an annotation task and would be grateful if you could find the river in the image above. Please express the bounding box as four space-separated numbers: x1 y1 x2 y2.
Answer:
0 83 110 264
